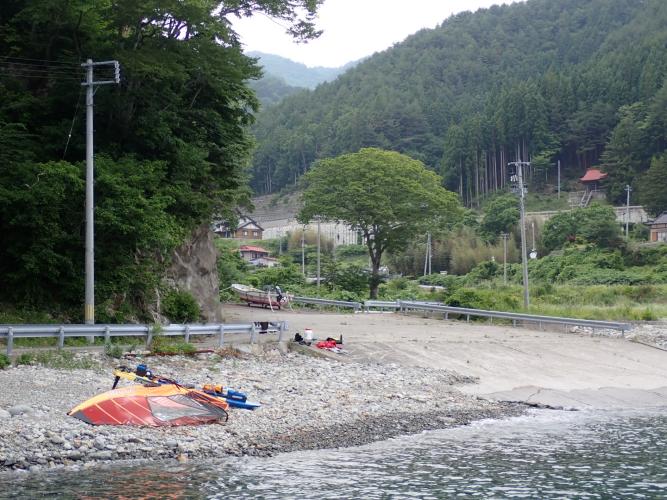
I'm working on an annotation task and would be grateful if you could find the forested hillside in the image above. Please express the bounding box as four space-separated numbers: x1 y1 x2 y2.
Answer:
249 0 667 211
248 51 354 89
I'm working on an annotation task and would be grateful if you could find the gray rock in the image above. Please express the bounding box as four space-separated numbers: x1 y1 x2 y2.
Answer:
0 409 11 419
8 405 31 416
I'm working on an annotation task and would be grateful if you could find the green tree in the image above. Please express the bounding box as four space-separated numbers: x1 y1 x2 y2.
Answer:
542 203 622 252
638 154 667 216
480 194 520 241
299 148 461 298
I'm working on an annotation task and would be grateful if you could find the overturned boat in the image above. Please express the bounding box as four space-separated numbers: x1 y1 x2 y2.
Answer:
68 384 229 426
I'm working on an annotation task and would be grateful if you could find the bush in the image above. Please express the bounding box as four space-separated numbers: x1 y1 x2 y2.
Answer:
162 289 200 323
0 353 10 369
16 353 34 365
151 338 196 355
445 288 494 309
104 343 125 359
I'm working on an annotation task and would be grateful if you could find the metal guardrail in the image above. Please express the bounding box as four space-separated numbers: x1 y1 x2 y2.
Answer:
363 300 401 311
291 296 362 312
0 321 288 356
396 301 631 333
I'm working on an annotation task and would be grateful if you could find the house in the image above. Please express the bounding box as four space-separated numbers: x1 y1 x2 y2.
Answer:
212 214 264 239
239 245 270 262
649 212 667 242
249 256 280 268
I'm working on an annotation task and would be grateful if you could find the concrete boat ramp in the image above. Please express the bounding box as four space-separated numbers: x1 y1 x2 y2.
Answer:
223 305 667 410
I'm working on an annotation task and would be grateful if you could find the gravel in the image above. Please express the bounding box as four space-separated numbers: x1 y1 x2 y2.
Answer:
0 343 525 473
569 322 667 350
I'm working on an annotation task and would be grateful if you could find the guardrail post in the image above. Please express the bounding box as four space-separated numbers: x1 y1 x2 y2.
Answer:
250 323 257 344
466 314 470 322
146 325 153 348
7 327 13 357
104 326 110 345
184 325 190 344
512 319 517 327
58 326 65 349
278 321 287 342
218 324 225 348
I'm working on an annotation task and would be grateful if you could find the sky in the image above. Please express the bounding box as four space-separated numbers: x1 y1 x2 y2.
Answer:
233 0 520 68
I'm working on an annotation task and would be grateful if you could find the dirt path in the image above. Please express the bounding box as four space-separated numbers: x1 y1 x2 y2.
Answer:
221 304 667 409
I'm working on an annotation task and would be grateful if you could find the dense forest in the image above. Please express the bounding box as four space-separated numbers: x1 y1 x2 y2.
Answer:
249 0 667 212
0 0 322 319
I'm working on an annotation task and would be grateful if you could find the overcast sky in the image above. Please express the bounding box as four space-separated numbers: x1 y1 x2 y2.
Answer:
233 0 520 68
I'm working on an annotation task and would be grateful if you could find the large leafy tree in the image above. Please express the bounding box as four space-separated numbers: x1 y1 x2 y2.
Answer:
0 0 323 315
298 148 461 298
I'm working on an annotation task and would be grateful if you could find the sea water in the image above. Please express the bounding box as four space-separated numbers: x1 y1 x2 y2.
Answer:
1 409 666 499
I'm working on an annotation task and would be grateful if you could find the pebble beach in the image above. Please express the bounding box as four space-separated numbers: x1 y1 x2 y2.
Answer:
0 343 525 474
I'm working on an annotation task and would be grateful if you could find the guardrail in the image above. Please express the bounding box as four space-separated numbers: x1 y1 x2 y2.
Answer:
363 300 401 311
396 301 631 333
291 296 362 312
0 321 288 356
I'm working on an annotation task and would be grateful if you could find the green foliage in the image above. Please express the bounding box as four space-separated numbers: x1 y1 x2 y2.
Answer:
639 154 667 216
250 263 305 288
0 0 324 318
323 262 369 295
14 350 97 370
104 343 125 359
150 338 196 356
480 195 520 241
299 148 461 297
542 204 622 252
250 0 667 209
335 244 367 258
0 354 10 369
162 290 200 323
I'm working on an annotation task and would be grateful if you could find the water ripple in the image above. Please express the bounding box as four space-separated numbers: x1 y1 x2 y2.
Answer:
1 409 666 499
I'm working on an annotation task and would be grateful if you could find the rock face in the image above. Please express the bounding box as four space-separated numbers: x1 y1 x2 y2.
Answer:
167 225 222 322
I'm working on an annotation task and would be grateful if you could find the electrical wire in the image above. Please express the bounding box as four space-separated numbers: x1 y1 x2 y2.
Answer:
63 86 83 159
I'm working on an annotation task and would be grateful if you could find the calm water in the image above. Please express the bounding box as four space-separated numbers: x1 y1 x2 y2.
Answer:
2 409 666 499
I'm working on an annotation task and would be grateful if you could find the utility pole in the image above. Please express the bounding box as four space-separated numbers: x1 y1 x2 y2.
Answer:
316 216 321 290
501 232 509 285
301 226 305 276
557 160 561 199
625 184 632 239
423 232 431 276
509 160 531 308
81 59 120 325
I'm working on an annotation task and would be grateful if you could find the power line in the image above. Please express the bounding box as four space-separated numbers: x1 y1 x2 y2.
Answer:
0 55 81 66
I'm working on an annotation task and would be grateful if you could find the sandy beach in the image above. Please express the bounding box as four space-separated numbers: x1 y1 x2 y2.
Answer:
1 305 666 473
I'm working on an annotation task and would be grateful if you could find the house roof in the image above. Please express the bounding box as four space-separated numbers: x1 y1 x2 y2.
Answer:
239 245 269 254
651 212 667 225
580 169 608 182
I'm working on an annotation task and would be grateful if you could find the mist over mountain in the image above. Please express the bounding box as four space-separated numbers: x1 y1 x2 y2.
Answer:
248 51 359 89
248 0 667 210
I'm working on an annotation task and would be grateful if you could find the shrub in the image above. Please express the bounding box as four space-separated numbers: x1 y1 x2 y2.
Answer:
151 339 196 355
162 289 200 323
16 353 34 365
445 288 493 310
104 343 124 359
0 353 10 369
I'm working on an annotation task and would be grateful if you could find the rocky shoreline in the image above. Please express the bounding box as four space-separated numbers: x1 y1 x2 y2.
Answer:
0 343 525 474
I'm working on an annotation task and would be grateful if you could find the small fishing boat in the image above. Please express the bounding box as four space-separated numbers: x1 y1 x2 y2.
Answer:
231 283 287 309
